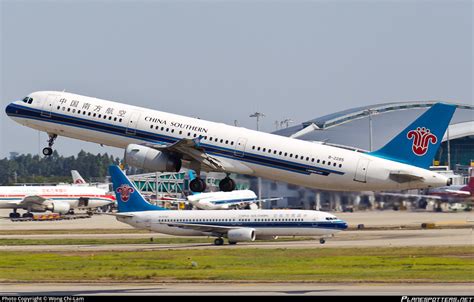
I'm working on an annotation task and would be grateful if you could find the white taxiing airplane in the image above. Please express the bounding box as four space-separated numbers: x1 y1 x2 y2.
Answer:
109 165 348 245
6 92 455 193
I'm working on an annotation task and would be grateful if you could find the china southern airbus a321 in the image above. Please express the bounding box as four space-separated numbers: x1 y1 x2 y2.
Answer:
5 91 455 193
109 165 347 245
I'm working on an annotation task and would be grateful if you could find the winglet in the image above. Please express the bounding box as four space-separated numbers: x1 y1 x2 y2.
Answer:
370 103 456 169
109 165 168 212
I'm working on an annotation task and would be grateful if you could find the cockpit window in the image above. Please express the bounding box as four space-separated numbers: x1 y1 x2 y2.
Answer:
22 97 33 104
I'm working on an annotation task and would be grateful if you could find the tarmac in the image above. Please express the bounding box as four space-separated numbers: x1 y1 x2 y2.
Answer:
0 209 473 295
2 282 473 295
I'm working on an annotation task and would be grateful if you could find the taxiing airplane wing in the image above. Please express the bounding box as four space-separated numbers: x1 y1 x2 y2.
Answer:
142 137 254 174
161 222 239 236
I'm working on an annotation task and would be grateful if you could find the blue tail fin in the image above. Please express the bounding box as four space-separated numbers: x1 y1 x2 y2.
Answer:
369 103 456 169
109 165 168 212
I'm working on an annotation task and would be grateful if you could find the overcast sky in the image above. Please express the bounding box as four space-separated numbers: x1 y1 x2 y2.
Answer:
1 0 472 159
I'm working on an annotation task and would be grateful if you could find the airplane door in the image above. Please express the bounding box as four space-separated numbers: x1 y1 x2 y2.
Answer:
234 137 247 157
354 158 370 183
126 111 141 135
41 94 58 118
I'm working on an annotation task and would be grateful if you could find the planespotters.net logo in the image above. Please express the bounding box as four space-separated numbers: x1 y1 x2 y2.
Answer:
406 127 438 156
116 184 135 202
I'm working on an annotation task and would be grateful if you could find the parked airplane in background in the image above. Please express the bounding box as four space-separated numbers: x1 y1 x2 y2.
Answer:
0 185 115 218
378 169 474 208
6 91 455 193
109 165 347 245
177 170 281 210
71 170 87 184
426 168 474 199
71 170 110 191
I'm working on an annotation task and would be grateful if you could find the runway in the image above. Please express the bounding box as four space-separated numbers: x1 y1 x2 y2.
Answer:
2 282 473 295
0 229 472 251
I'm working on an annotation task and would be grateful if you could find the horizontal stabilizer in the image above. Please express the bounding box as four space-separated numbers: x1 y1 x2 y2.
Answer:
389 171 424 183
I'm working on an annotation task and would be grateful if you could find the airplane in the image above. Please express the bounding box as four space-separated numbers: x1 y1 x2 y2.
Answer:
5 91 455 193
0 184 116 218
109 165 348 245
71 170 110 191
71 170 87 184
177 170 281 210
375 168 474 210
426 168 474 199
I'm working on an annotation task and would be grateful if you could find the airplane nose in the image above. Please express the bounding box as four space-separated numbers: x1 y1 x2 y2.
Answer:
5 103 15 116
339 220 349 230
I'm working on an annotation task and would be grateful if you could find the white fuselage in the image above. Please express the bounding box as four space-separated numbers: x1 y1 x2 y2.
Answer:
0 185 115 210
187 190 258 210
117 209 347 237
6 91 448 191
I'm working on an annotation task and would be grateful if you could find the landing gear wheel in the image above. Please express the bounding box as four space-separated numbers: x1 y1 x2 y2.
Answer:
219 177 236 192
319 238 326 244
9 212 20 219
228 241 237 245
42 147 53 156
214 238 224 246
190 178 206 193
22 213 34 218
43 134 58 156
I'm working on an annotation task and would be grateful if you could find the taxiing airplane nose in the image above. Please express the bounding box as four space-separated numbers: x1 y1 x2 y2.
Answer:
338 220 349 230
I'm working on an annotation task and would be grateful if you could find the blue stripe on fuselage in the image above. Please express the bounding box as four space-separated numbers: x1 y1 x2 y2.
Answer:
6 104 345 176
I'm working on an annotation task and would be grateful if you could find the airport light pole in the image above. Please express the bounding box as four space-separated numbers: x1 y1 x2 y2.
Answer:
365 109 377 151
280 118 293 128
249 112 265 203
249 112 265 131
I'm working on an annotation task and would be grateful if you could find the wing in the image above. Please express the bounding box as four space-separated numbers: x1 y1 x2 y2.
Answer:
444 189 471 196
18 195 49 206
377 192 442 200
141 137 254 174
161 222 239 236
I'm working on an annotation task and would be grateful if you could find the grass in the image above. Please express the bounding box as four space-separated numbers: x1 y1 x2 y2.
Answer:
0 246 472 283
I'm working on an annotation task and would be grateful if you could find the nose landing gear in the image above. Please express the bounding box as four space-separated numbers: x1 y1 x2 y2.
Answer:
42 134 57 156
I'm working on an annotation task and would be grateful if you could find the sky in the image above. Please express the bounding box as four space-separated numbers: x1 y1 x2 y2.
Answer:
1 0 472 159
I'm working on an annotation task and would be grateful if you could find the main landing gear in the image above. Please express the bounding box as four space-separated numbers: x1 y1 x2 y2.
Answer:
9 209 20 219
219 175 236 192
42 134 57 156
190 175 237 193
190 177 207 193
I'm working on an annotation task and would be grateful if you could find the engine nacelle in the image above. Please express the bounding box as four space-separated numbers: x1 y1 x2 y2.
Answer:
125 144 182 172
45 201 70 214
227 228 256 242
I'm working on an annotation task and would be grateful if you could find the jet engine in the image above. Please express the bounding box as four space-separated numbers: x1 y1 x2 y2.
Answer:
45 201 71 214
227 228 256 242
124 144 182 172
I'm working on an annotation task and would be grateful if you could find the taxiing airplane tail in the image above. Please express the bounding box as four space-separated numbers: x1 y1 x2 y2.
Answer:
370 103 456 169
71 170 86 184
109 165 168 212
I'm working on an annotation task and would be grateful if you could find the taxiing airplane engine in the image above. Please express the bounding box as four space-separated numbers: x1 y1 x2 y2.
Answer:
45 201 70 214
227 228 256 242
125 144 182 173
